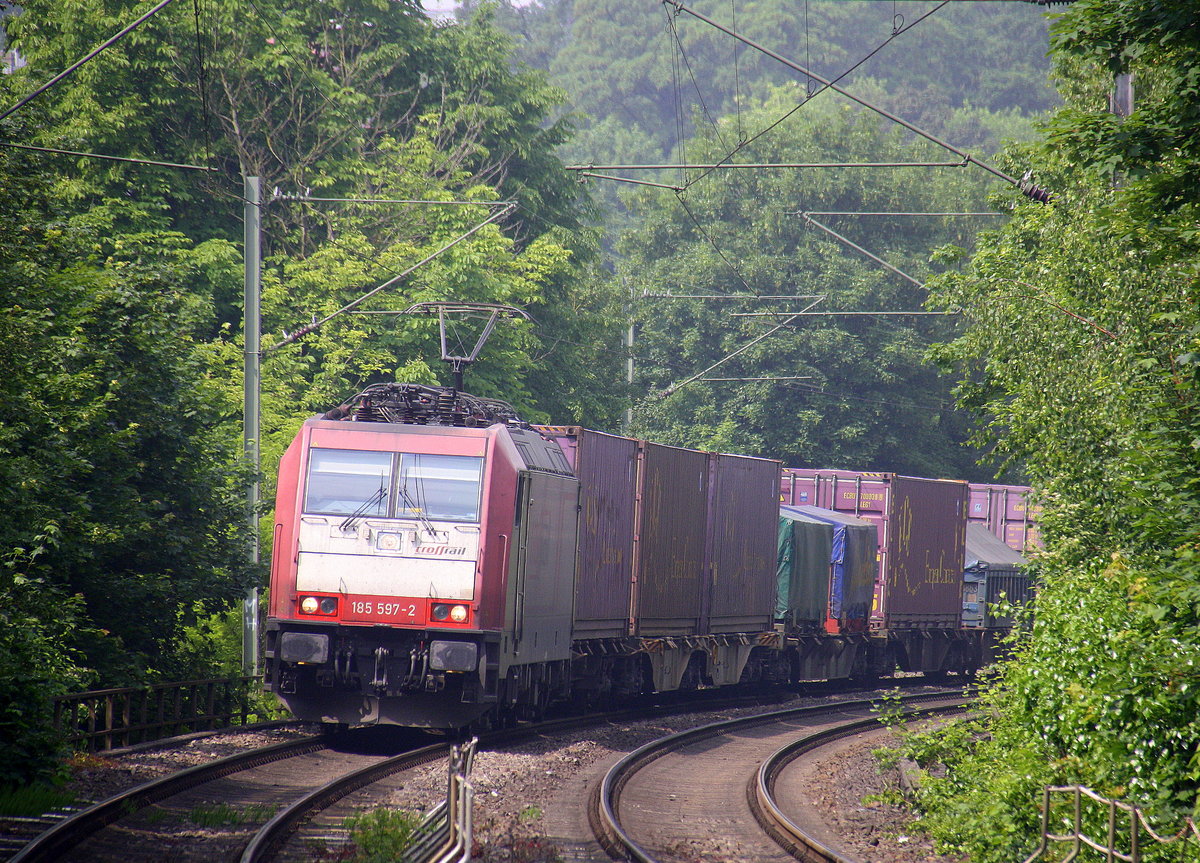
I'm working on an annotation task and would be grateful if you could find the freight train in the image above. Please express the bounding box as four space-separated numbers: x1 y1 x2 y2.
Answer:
265 383 1035 729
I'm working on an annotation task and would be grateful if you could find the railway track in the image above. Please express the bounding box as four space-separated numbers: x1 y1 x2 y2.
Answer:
592 691 968 863
10 728 435 863
10 682 963 863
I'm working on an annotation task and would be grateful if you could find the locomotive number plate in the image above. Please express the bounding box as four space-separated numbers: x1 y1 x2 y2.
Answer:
343 596 426 625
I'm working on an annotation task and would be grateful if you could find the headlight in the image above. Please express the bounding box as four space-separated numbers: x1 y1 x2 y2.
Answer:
431 603 469 623
298 595 338 616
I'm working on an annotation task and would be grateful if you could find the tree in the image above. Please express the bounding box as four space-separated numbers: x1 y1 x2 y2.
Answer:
492 0 1057 166
616 84 1012 478
904 4 1200 859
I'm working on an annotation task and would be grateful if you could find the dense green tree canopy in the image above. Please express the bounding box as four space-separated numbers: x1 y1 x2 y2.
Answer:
0 0 623 786
484 0 1057 165
615 83 1018 478
902 3 1200 858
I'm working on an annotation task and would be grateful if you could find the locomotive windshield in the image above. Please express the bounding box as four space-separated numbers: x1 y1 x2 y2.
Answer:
304 448 483 522
304 449 391 516
397 454 483 522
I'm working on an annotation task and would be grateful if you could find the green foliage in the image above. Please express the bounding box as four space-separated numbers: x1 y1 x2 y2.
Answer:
494 0 1057 165
343 808 427 863
188 801 278 828
909 4 1200 860
169 603 246 680
0 569 90 787
617 86 1003 476
0 137 259 683
0 784 78 817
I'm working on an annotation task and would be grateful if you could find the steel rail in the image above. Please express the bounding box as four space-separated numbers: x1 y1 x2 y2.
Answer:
10 735 328 863
593 690 968 863
752 701 970 862
14 681 960 862
240 740 452 862
243 686 864 861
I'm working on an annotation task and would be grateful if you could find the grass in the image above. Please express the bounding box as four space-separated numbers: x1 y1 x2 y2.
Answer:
187 801 278 827
0 785 77 817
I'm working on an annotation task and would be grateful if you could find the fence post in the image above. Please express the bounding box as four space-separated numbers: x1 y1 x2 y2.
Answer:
206 681 216 731
1080 792 1089 863
121 692 130 748
1106 798 1116 863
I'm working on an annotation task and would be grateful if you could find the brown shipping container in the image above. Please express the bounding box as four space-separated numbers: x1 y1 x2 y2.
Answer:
704 453 780 633
887 477 968 628
536 427 639 639
781 470 968 629
633 442 710 635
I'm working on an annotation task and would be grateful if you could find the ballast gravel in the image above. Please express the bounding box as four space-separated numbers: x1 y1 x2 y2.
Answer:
58 694 962 863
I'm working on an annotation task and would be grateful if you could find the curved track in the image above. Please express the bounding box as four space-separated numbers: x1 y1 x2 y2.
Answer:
13 683 963 863
11 729 433 863
593 691 968 863
751 701 968 862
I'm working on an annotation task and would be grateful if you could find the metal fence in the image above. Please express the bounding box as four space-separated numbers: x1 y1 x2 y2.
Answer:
1023 785 1200 862
53 676 261 751
403 738 477 863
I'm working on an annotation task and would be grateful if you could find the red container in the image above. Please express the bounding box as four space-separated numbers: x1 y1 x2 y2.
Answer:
781 469 967 630
704 453 780 634
537 427 639 638
967 483 1042 552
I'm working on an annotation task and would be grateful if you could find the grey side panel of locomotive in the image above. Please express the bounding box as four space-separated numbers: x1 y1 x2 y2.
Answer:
506 469 580 664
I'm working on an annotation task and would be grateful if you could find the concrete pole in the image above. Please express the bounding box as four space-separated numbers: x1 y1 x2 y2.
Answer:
625 282 634 433
243 175 261 677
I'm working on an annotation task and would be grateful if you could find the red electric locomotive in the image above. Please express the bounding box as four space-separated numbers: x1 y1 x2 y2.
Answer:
267 384 581 728
266 382 788 729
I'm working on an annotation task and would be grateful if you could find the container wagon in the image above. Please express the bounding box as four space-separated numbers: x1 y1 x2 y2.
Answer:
780 469 977 675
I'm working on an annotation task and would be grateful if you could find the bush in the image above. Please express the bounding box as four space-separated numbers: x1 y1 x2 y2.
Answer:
343 808 427 863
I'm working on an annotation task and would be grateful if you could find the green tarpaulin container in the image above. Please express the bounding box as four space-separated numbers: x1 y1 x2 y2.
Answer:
777 508 833 631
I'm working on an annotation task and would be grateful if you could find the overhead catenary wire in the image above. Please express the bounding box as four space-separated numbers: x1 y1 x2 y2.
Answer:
190 0 213 165
569 160 971 171
644 293 825 300
658 296 826 398
665 1 730 152
269 203 516 350
660 0 1045 198
797 211 1005 217
0 140 216 171
246 194 628 364
676 190 758 298
702 376 812 381
672 0 949 192
797 212 925 287
731 310 954 317
273 192 516 207
0 0 181 124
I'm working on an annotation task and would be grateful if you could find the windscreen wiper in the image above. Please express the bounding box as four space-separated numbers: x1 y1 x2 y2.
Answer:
339 487 387 532
397 482 440 537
